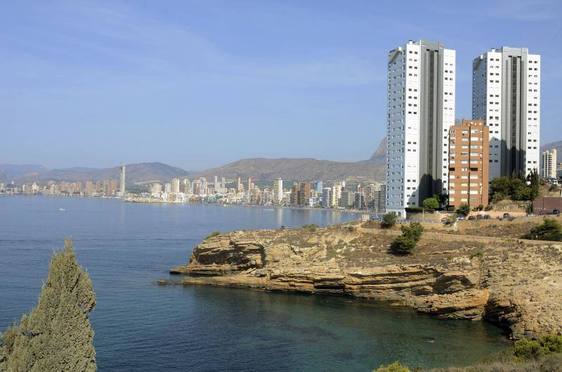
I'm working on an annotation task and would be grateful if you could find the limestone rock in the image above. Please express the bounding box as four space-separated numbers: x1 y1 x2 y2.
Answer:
174 224 562 339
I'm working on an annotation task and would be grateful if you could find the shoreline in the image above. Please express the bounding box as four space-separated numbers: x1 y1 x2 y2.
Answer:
169 223 562 340
5 193 371 216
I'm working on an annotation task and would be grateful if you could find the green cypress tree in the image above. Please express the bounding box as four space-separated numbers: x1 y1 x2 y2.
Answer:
0 240 96 372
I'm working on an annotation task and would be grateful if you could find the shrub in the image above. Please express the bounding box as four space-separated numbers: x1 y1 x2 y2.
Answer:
401 222 423 241
381 213 398 229
456 204 470 217
205 231 221 239
302 224 319 232
514 339 544 360
523 218 562 241
514 335 562 360
390 235 417 255
390 223 424 255
374 361 410 372
422 196 439 211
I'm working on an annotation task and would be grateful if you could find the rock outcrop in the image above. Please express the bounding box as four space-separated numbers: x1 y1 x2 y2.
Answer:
0 240 96 372
172 224 562 339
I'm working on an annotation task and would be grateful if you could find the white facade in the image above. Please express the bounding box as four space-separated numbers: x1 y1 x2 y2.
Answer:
542 149 558 179
171 178 181 194
272 178 283 204
386 40 455 217
119 165 126 197
472 47 540 180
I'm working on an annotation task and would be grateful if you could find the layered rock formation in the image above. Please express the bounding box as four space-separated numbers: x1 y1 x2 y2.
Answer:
172 224 562 339
0 240 96 372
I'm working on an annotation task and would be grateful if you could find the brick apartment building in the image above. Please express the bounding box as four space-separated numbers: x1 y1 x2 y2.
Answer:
448 120 490 208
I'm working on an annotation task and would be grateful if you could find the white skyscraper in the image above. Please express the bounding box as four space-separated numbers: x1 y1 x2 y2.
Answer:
473 47 540 180
386 40 456 217
119 165 126 198
542 149 557 179
171 178 180 194
272 178 283 204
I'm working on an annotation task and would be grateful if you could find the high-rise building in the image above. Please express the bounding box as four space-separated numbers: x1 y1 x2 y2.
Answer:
181 178 191 194
338 190 354 208
542 149 558 179
297 182 311 207
236 177 244 193
315 181 323 194
272 178 283 204
322 188 332 208
119 165 126 197
171 178 181 194
472 47 540 180
448 120 490 208
386 40 456 217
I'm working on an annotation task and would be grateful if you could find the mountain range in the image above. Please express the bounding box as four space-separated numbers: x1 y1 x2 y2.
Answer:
4 138 559 185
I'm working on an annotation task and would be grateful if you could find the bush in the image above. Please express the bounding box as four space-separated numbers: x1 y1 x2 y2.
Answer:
514 339 544 360
374 361 410 372
205 231 221 239
302 224 319 232
422 196 440 211
381 213 398 229
390 235 417 255
401 222 423 241
390 223 424 255
523 218 562 241
514 335 562 360
456 204 470 217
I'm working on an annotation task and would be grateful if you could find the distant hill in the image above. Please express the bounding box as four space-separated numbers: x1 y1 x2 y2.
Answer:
5 139 388 184
0 164 47 182
542 140 562 163
195 158 384 182
11 162 190 185
195 139 387 182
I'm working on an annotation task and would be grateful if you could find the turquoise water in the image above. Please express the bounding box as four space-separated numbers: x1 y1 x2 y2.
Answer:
0 196 508 371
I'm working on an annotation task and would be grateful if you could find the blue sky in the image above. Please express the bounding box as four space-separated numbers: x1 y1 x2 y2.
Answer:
1 0 561 170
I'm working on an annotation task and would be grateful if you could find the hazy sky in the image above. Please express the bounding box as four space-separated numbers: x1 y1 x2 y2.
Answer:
1 0 561 170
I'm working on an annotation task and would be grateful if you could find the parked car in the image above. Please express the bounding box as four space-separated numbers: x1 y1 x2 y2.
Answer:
468 216 476 221
553 209 560 216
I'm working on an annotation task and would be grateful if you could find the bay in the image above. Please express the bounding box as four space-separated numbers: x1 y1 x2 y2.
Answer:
0 196 508 371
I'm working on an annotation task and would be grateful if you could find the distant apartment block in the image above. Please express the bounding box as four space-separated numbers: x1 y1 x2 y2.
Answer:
448 120 490 208
272 178 284 204
386 40 456 217
542 149 558 179
472 47 540 180
290 182 312 207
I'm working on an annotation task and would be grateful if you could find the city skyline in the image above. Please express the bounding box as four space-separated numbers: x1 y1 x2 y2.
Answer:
1 1 562 170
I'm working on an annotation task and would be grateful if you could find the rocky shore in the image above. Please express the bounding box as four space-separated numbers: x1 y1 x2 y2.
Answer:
170 223 562 340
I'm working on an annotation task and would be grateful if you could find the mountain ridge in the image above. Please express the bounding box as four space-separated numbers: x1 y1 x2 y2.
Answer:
5 138 561 185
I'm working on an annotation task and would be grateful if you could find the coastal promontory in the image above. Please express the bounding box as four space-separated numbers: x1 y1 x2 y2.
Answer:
171 218 562 340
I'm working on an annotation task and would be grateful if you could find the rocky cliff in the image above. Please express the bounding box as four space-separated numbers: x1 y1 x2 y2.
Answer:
171 223 562 340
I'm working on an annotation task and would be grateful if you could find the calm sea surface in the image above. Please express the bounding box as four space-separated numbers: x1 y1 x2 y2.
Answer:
0 196 508 371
